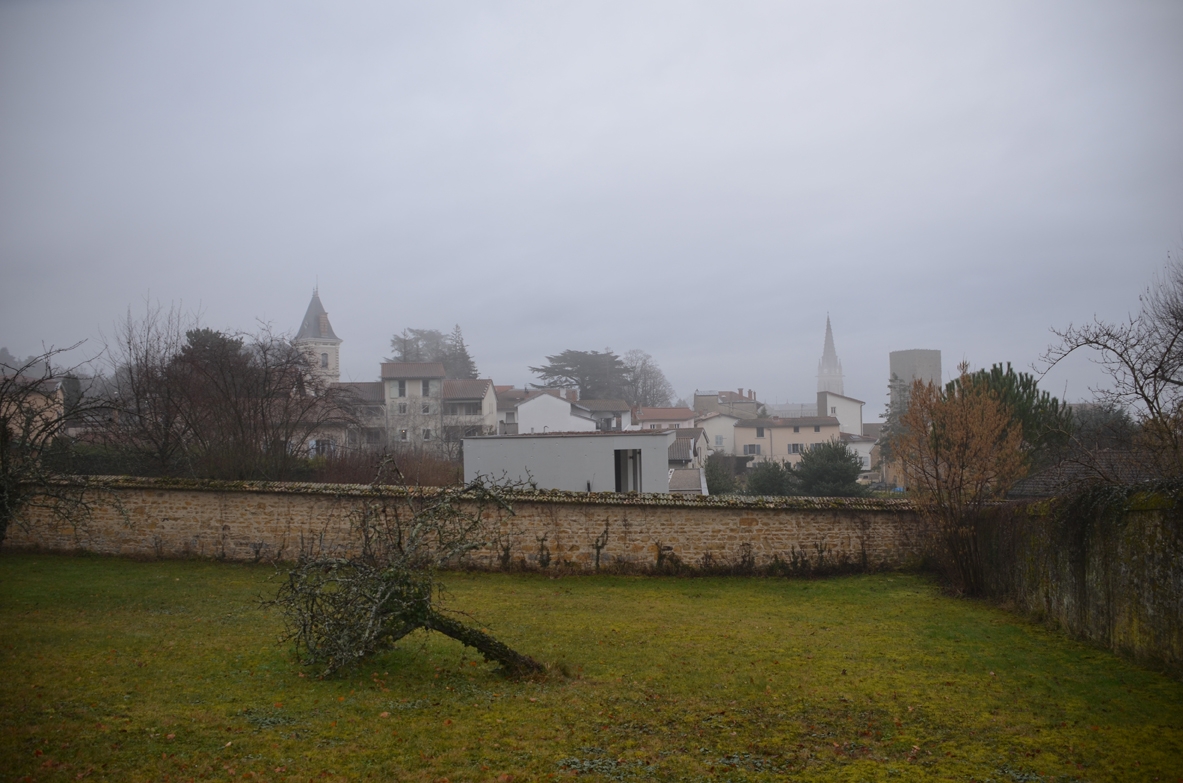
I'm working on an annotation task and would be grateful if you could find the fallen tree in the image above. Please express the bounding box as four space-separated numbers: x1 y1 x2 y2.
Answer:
272 469 543 677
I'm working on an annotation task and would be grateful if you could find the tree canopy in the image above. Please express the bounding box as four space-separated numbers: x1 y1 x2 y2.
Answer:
945 363 1071 469
794 441 867 497
389 326 479 380
1046 255 1183 478
529 349 628 400
529 348 675 405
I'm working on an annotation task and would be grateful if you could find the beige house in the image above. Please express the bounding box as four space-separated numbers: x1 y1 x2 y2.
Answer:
443 378 498 450
733 416 841 466
695 410 743 454
634 407 697 430
693 388 762 419
381 362 446 450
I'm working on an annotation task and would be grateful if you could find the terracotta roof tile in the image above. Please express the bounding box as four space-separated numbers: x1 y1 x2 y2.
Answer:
380 362 446 380
443 379 492 400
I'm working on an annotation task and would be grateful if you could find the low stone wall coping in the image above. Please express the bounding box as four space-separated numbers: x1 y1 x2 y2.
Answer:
29 475 917 512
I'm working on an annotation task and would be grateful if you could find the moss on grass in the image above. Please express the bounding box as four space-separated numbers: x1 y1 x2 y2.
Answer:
1 552 1180 782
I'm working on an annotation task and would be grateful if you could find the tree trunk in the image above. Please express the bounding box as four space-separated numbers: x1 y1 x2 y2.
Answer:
425 611 544 676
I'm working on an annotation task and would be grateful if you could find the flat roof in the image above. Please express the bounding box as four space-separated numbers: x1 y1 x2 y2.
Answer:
463 429 674 440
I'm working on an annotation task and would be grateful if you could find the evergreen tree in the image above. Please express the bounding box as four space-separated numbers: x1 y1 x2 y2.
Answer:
444 325 478 380
945 363 1071 469
529 349 628 399
794 441 867 497
389 326 480 379
744 461 796 496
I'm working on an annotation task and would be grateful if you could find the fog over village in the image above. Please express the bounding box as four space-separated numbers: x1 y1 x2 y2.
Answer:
2 2 1181 412
3 4 1183 782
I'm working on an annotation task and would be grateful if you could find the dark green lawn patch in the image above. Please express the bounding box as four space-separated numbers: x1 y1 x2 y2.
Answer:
1 552 1180 782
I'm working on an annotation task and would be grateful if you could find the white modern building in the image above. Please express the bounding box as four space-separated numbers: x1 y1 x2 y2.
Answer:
462 430 677 493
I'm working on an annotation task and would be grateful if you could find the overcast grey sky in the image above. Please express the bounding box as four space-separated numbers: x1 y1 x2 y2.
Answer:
2 1 1181 417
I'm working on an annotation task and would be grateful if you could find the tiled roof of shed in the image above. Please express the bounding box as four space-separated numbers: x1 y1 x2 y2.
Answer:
669 468 706 494
634 407 696 421
334 381 384 403
668 439 693 462
380 362 446 380
443 379 492 400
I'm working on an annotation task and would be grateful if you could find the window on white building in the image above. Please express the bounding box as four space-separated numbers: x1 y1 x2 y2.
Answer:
397 402 407 414
397 380 406 397
755 427 765 438
715 435 723 446
831 406 837 415
790 443 801 454
814 425 821 432
743 444 761 455
320 353 328 368
399 429 408 441
422 380 431 396
422 402 431 414
423 428 432 441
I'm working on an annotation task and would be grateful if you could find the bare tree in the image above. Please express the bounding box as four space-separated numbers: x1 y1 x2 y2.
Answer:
0 343 108 544
892 368 1026 594
622 349 675 407
1045 254 1183 478
103 307 356 480
102 303 196 475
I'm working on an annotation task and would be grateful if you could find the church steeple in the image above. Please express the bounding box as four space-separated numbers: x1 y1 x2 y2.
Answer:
817 316 844 395
294 289 341 385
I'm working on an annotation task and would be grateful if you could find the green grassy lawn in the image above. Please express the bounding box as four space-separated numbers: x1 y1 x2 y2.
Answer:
1 553 1180 782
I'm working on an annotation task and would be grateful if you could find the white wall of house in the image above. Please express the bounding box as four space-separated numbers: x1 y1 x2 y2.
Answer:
847 439 875 470
517 393 597 434
697 413 741 454
817 391 864 435
462 431 676 493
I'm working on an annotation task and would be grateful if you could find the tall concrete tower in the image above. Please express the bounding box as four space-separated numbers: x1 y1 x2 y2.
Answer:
294 289 341 386
817 316 844 395
888 349 941 410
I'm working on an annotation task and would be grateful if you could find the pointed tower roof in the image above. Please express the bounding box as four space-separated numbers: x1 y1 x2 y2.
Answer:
817 315 844 395
295 289 340 342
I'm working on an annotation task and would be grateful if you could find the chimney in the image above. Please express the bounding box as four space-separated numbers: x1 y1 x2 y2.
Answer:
566 389 576 402
737 387 743 397
749 389 755 400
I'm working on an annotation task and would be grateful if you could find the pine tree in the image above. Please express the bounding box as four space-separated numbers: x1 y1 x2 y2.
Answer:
445 325 478 380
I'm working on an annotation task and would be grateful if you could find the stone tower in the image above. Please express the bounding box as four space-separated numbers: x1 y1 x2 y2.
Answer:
294 289 341 386
817 316 844 395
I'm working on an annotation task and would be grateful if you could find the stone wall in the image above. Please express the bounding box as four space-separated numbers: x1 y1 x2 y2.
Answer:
979 501 1183 676
4 477 924 571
